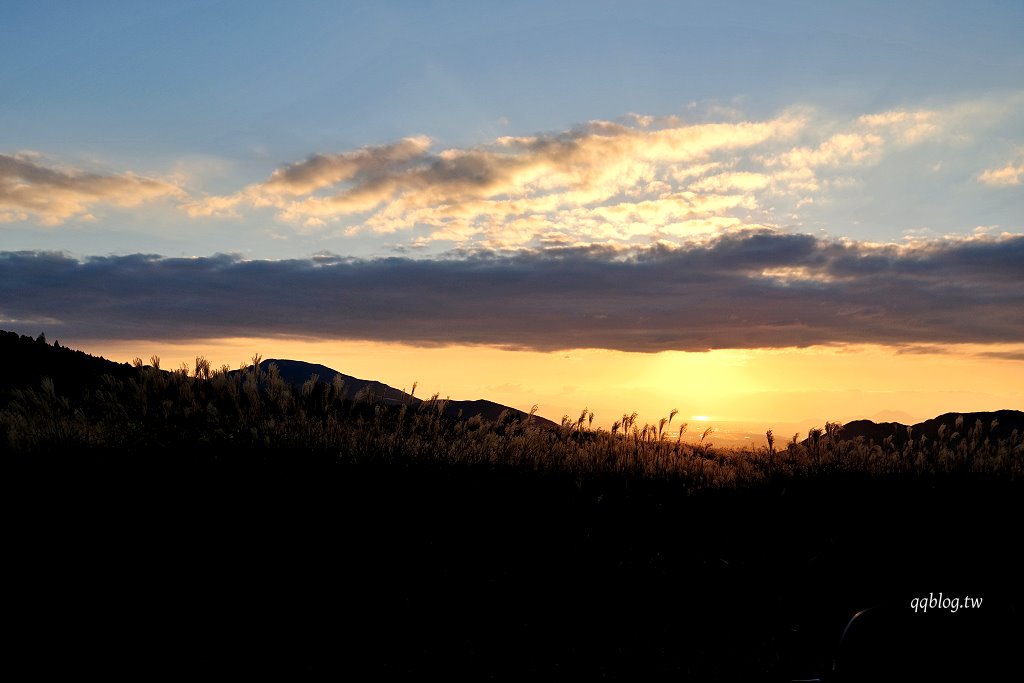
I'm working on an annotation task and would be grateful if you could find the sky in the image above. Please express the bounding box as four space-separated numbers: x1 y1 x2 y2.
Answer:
2 1 1022 441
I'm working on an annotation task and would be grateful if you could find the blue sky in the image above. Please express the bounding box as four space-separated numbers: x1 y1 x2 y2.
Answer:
3 1 1021 258
2 1 1022 430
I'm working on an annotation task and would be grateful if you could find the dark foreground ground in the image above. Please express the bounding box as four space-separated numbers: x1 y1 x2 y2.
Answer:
8 451 1021 681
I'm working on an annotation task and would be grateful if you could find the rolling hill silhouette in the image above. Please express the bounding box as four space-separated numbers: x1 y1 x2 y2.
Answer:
0 329 136 398
3 329 1018 438
829 410 1024 447
0 330 556 428
241 358 558 428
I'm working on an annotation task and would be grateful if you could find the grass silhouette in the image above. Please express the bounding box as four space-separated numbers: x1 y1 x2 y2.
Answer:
3 330 1021 680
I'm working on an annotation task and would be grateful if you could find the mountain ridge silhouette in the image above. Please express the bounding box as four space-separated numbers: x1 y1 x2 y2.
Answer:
2 329 1018 436
240 358 558 428
0 330 556 428
809 410 1024 447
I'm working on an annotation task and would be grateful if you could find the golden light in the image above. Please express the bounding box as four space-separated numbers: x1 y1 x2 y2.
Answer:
72 336 1024 438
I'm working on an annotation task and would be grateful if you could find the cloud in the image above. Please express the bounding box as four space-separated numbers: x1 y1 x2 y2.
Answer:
180 99 1007 251
183 137 437 218
689 172 772 193
770 131 887 170
977 350 1024 362
0 153 184 225
857 109 939 145
264 136 433 195
185 113 807 247
3 231 1021 353
6 95 1019 246
757 106 949 196
979 161 1023 186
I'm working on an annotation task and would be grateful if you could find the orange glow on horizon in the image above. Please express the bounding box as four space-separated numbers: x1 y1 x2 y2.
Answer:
69 336 1024 443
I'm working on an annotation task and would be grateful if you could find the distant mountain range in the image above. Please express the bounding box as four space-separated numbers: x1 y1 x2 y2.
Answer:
0 330 556 428
238 358 558 428
2 329 1019 439
814 410 1024 446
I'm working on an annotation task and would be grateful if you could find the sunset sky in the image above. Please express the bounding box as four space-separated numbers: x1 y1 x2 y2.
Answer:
2 1 1022 440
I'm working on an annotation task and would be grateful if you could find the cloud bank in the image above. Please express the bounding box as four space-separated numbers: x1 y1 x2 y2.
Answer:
3 231 1021 353
0 153 183 225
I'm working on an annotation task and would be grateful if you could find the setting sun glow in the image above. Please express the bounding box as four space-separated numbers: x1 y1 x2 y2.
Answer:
2 1 1021 447
74 337 1024 446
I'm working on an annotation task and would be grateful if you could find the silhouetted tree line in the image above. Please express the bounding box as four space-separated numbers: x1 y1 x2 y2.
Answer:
1 329 136 401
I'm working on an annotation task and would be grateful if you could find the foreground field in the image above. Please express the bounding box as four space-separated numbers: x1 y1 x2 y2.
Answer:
9 453 1020 680
4 333 1022 680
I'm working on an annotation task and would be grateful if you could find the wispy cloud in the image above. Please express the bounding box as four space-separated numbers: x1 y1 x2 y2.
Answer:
0 153 184 225
182 137 434 219
979 160 1023 186
179 101 983 250
9 96 1017 252
3 231 1021 352
185 113 808 244
757 106 949 194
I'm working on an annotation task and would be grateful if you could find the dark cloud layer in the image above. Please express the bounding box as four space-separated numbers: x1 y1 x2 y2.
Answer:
2 232 1021 352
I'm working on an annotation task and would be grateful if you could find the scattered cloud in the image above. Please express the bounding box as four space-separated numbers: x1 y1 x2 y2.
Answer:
979 161 1023 186
857 109 939 145
977 349 1024 362
176 100 997 251
184 113 808 247
3 231 1021 353
757 106 949 196
689 172 772 193
8 96 1017 253
0 153 184 226
264 136 433 196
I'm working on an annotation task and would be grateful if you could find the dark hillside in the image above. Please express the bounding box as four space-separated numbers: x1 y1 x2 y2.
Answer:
244 358 557 427
834 410 1024 447
252 358 418 404
914 410 1024 441
832 418 905 445
0 329 135 398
